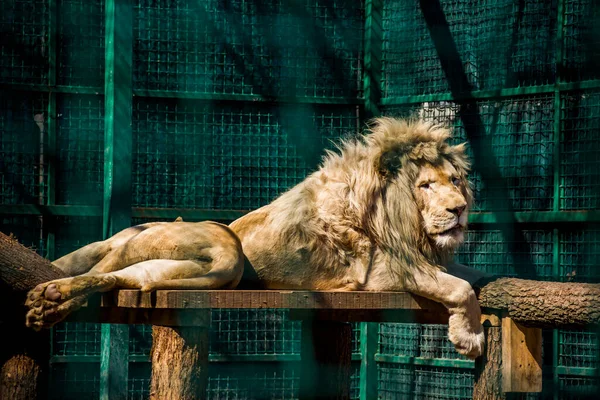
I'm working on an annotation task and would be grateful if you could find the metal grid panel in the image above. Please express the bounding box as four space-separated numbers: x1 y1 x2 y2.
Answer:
558 330 598 369
378 363 474 399
563 0 600 82
56 94 104 205
381 0 557 98
129 325 153 356
384 96 555 212
52 322 101 356
49 363 100 399
133 0 363 98
0 0 49 84
128 362 150 400
207 364 300 400
379 323 466 360
0 215 44 255
211 309 301 355
53 216 103 258
0 92 49 205
560 229 600 283
560 91 600 210
456 229 554 278
558 375 599 400
132 100 358 209
57 0 105 87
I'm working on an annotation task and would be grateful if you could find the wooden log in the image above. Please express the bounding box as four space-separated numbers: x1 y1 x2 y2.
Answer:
477 277 600 328
149 311 210 400
473 314 504 400
299 315 352 400
0 231 68 400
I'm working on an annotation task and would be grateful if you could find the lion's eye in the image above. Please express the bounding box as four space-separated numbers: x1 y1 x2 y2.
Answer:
452 177 461 186
419 183 431 189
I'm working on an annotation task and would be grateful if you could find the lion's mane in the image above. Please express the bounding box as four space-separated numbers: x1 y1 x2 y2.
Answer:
262 117 473 286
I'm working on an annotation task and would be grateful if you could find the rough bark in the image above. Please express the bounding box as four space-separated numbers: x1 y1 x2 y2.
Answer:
477 277 600 328
150 326 209 400
299 319 353 400
473 325 504 400
0 231 67 291
0 231 67 400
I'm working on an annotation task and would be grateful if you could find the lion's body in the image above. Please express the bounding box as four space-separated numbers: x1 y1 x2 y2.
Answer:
25 118 485 359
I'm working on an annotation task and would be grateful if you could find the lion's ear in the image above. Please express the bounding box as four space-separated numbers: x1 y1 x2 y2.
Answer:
378 148 404 177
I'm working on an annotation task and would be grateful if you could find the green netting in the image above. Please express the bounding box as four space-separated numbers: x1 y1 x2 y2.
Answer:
563 0 600 82
129 325 153 356
0 0 49 84
53 216 103 258
384 95 555 212
58 0 105 87
0 91 49 205
133 0 363 98
132 100 358 209
379 323 467 360
381 0 557 97
0 215 44 254
456 229 554 278
211 309 301 355
49 363 100 399
56 94 105 206
558 330 598 369
378 363 474 400
560 228 600 283
558 376 599 400
128 362 151 400
53 322 101 356
560 90 600 210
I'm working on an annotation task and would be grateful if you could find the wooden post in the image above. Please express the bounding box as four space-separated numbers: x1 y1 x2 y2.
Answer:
299 315 352 400
149 311 211 400
501 317 542 393
0 231 69 399
473 314 504 400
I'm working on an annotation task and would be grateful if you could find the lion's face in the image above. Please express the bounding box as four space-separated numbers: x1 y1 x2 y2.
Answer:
413 159 469 249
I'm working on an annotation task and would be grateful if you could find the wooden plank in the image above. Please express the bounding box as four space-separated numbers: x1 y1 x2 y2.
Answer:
106 290 437 310
501 317 543 393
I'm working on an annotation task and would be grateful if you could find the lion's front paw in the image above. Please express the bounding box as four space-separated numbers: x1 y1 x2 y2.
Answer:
448 313 485 359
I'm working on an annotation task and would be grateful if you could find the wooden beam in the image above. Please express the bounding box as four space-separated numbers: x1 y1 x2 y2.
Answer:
501 317 542 393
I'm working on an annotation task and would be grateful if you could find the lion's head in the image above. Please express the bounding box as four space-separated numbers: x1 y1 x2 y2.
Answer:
318 117 472 278
368 117 472 260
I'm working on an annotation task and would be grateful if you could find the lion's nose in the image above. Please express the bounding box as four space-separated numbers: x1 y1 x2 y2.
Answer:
448 205 466 217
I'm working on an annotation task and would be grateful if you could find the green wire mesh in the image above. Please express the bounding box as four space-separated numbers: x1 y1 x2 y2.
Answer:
378 363 474 400
384 95 555 212
560 90 600 210
381 0 557 98
133 0 364 98
50 363 100 400
456 229 554 279
560 228 600 283
56 94 105 206
0 92 49 205
0 0 49 84
132 100 358 209
58 0 105 87
563 0 600 82
0 215 44 254
379 323 467 360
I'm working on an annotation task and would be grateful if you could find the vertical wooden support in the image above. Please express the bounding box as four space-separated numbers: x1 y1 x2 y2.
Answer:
150 311 211 400
473 314 505 400
501 317 542 393
363 0 383 120
101 0 133 398
299 317 352 400
359 322 378 400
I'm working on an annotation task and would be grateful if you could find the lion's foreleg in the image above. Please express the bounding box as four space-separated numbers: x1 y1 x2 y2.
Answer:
402 269 485 359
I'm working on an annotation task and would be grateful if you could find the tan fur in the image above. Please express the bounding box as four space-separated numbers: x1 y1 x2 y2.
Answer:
25 118 484 358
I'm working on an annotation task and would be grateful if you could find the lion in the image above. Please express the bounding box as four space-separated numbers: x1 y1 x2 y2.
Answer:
25 117 485 359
